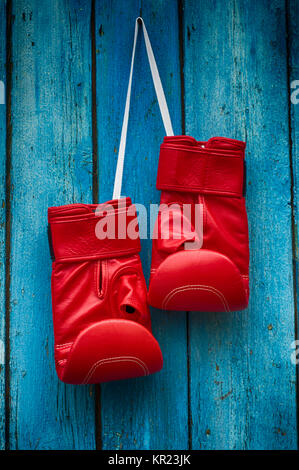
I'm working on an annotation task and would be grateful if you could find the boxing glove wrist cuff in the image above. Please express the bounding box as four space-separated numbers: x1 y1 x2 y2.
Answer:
48 197 141 262
157 137 246 197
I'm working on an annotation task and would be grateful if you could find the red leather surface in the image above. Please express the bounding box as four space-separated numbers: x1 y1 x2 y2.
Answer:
148 136 250 312
48 198 141 262
62 320 163 384
48 198 163 384
157 139 244 196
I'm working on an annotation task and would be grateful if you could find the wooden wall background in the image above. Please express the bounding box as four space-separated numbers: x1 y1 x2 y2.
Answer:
0 0 298 450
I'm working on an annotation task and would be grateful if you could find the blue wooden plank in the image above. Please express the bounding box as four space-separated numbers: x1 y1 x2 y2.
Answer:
183 0 297 449
8 0 96 449
95 0 188 449
288 0 299 358
0 0 6 451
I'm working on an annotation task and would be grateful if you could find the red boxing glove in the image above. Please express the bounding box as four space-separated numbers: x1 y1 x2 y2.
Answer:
148 136 250 312
48 197 163 384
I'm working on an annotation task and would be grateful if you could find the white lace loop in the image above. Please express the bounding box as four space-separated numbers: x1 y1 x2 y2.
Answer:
113 17 174 200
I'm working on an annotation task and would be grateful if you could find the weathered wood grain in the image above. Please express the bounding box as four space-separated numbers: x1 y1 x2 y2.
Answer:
0 0 6 451
1 0 297 450
288 0 299 373
183 0 297 449
8 0 96 449
95 0 188 449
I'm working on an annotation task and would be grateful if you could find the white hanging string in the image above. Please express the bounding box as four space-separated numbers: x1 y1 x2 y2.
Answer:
113 17 174 200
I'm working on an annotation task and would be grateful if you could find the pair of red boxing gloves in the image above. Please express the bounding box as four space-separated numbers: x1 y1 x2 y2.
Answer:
47 19 249 385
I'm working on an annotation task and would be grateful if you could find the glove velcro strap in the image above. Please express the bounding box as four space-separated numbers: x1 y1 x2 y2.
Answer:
156 144 245 197
48 200 141 262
